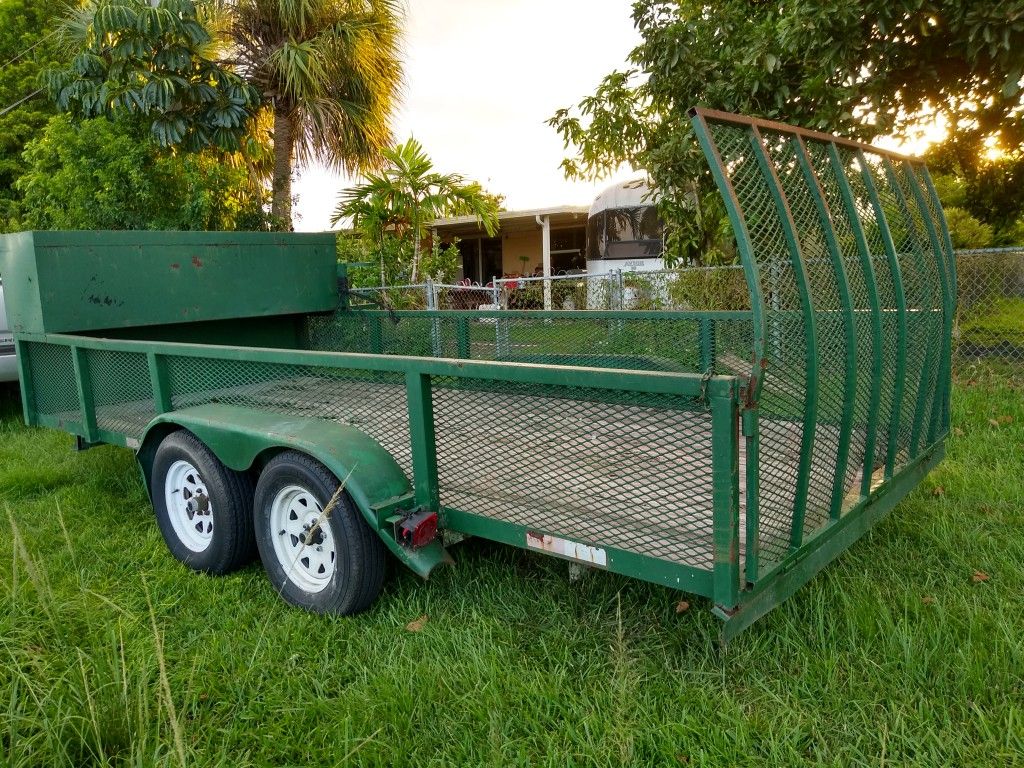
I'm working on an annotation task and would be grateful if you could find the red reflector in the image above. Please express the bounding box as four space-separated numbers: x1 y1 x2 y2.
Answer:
398 510 438 548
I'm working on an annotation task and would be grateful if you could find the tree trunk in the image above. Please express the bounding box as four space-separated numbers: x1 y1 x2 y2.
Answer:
272 106 294 230
410 202 421 283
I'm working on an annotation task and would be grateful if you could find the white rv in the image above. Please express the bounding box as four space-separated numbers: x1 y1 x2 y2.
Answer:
585 178 664 276
585 179 665 308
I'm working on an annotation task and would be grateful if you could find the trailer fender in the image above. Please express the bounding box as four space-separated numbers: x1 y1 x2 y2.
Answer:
138 404 451 579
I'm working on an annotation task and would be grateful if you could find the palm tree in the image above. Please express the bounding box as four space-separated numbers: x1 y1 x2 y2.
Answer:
225 0 403 227
333 137 501 283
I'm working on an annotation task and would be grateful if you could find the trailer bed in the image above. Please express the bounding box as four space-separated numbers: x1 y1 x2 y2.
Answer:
55 369 840 571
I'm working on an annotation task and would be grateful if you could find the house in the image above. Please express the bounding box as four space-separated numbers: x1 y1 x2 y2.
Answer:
430 205 590 284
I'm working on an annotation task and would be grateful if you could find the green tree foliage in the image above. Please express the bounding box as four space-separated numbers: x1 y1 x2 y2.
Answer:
337 231 459 291
228 0 404 227
549 0 1024 264
0 0 68 231
333 138 500 284
45 0 261 151
47 0 405 230
926 145 1024 243
16 114 270 231
942 207 995 249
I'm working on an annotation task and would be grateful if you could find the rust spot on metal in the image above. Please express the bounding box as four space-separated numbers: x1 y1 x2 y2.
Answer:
191 256 204 268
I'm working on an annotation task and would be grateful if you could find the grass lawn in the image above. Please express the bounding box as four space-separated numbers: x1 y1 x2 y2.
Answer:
1 374 1022 767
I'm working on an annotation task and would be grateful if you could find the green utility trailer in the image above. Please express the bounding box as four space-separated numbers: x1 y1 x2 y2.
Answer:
0 112 955 639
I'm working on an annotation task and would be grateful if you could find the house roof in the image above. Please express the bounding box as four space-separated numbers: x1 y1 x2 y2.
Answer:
430 205 590 236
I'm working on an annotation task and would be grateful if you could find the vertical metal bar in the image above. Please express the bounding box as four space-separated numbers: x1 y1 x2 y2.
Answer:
711 379 741 609
426 278 442 358
336 263 350 311
14 339 36 426
827 143 884 499
857 149 908 479
903 162 954 446
792 136 857 520
369 315 383 354
71 346 97 441
405 372 440 510
749 125 818 549
456 316 471 359
742 406 760 582
148 352 172 413
882 156 937 459
698 316 715 373
921 166 958 434
688 109 768 404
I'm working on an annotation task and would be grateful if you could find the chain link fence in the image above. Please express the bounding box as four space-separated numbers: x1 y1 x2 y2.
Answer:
953 248 1024 377
349 265 750 313
350 249 1023 378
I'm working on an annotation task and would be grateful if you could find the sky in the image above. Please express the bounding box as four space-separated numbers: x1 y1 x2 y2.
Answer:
292 0 642 232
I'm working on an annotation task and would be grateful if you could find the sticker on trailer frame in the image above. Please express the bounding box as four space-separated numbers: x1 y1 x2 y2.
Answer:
526 531 607 567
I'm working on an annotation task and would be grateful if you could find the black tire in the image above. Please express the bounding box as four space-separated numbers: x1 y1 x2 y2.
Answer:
253 451 386 615
151 430 256 574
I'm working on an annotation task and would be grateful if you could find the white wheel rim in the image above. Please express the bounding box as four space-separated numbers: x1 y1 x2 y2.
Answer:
269 485 337 593
164 460 214 553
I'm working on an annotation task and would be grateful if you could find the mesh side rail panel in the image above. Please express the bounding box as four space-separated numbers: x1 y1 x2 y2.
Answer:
432 380 722 569
86 348 155 439
691 109 954 576
693 121 806 565
23 342 79 420
23 337 731 571
305 310 750 375
805 141 880 504
165 358 725 567
164 358 416 478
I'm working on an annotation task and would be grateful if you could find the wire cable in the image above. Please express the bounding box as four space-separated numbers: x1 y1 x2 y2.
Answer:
0 88 44 118
0 30 56 72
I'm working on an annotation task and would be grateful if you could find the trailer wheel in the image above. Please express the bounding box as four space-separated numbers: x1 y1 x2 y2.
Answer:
253 451 385 615
152 430 256 574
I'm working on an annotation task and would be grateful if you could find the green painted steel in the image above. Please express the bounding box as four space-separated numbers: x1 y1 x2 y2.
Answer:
905 164 955 444
792 135 858 521
0 231 338 334
690 113 769 405
441 507 716 595
749 124 819 551
71 346 97 442
688 107 954 587
405 372 440 510
741 407 760 582
919 166 958 435
825 142 885 500
855 150 909 479
881 157 939 460
718 445 944 642
711 379 741 608
1 109 955 639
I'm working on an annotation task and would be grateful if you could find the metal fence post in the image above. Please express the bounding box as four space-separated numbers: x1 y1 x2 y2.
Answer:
147 352 172 413
710 377 741 610
71 346 98 442
405 372 440 510
492 275 510 359
426 277 442 357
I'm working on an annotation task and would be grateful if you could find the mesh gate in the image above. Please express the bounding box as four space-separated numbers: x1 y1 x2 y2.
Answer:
691 108 955 577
